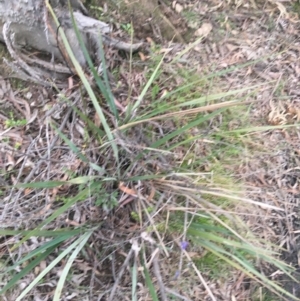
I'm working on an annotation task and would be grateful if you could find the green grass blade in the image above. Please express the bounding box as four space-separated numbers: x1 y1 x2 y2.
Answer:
16 181 66 189
201 240 297 300
141 255 159 301
97 34 118 118
68 7 118 119
70 104 105 138
0 244 57 295
139 86 256 120
0 228 82 237
161 58 274 103
11 187 90 251
16 176 98 189
150 108 225 149
228 251 297 300
130 54 165 113
2 233 80 274
52 124 106 174
53 231 92 301
226 123 300 134
16 232 92 301
131 262 138 301
46 2 119 164
171 36 204 63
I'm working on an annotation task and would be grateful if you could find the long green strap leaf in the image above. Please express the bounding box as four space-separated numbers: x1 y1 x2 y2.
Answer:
0 244 57 295
15 233 91 301
45 1 119 165
11 187 89 251
53 231 92 301
141 254 159 301
68 5 118 119
2 234 78 274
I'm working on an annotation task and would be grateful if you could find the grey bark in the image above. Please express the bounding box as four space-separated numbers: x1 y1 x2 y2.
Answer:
0 0 143 84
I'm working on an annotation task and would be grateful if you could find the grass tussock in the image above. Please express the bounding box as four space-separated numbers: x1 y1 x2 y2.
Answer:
0 4 300 301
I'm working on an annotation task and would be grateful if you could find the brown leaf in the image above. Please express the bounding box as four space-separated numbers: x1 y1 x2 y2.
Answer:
194 23 212 37
119 182 137 196
138 52 147 61
94 111 101 127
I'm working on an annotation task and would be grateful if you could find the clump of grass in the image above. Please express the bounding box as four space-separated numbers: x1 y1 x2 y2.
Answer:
0 4 298 301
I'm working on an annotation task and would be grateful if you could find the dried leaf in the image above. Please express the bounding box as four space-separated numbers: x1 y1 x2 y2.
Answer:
119 182 137 196
94 111 101 127
138 52 147 61
195 23 212 37
174 3 183 13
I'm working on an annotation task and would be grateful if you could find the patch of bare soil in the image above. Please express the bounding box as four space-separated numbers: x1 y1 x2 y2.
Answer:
91 0 192 43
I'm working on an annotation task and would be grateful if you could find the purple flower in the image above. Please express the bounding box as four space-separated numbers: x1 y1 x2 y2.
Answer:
180 241 189 250
174 270 180 279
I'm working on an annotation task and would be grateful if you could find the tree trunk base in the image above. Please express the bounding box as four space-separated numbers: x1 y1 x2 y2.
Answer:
0 0 143 87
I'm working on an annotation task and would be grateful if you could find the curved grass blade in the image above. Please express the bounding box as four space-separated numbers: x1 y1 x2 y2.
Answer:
11 187 90 251
53 231 92 301
16 232 93 301
1 231 82 275
68 5 118 119
131 261 138 301
141 253 159 301
45 1 119 164
0 244 57 295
